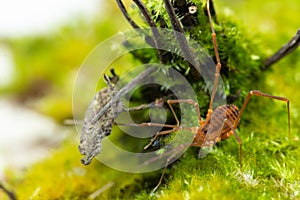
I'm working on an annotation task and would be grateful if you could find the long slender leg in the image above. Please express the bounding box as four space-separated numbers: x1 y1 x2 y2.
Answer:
151 152 173 193
143 128 179 149
122 98 203 148
125 98 164 112
150 143 190 193
167 99 203 125
123 98 203 148
117 120 195 149
117 121 184 148
206 0 219 25
235 90 290 136
206 0 222 115
224 119 243 170
117 121 178 129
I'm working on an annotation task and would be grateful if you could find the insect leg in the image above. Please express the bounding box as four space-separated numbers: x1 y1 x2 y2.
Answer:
151 143 190 193
117 121 194 149
125 98 164 112
224 119 243 171
117 121 181 148
235 90 290 136
167 99 203 126
206 0 222 115
144 128 180 149
151 153 172 193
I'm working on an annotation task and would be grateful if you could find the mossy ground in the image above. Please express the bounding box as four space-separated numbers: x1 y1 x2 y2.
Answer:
1 0 300 199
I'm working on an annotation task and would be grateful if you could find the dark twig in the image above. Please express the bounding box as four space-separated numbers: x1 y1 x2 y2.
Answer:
116 0 140 29
116 0 166 64
132 0 166 63
132 0 158 29
163 0 200 79
263 28 300 70
0 183 16 200
92 66 156 124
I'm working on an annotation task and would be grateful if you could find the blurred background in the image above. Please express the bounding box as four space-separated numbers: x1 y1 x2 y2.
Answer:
0 0 120 178
0 0 299 199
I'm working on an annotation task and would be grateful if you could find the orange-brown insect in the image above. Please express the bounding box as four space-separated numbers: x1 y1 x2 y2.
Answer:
117 0 291 192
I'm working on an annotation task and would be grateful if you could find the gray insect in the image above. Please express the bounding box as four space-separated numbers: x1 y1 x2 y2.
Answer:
78 69 164 165
78 69 124 165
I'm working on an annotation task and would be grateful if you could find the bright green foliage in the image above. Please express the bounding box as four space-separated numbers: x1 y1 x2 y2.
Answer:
5 137 149 200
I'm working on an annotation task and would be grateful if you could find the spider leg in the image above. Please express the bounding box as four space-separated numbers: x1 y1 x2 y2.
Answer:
167 99 203 126
235 90 290 136
124 98 164 112
206 0 222 115
224 119 243 170
143 127 179 149
117 121 185 149
150 143 190 193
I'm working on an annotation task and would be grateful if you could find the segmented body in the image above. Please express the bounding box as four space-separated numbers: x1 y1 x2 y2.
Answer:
192 104 239 147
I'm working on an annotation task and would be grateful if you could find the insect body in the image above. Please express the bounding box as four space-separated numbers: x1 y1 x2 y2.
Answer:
140 90 290 165
116 0 292 192
134 92 289 192
192 104 239 148
79 69 124 165
79 69 164 165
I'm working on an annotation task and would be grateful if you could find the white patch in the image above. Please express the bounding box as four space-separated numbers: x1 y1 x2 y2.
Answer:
235 170 259 186
188 6 197 14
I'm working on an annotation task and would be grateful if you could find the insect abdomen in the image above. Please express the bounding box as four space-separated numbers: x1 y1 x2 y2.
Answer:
201 105 239 144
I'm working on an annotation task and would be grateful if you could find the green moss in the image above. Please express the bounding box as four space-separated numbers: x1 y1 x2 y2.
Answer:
5 136 150 200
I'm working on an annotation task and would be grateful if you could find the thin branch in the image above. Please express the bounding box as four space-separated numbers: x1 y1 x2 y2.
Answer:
0 183 16 200
116 0 140 29
116 0 166 64
163 0 200 78
263 28 300 70
92 66 156 124
132 0 166 63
